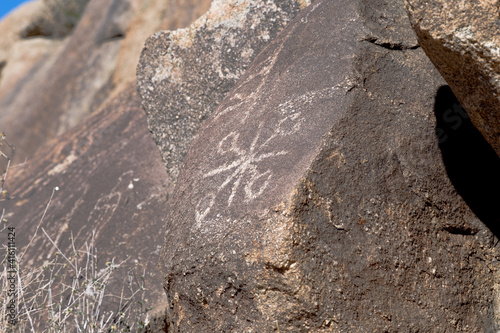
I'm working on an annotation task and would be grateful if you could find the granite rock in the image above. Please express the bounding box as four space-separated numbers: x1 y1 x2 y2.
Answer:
405 0 500 157
159 0 500 331
137 0 311 181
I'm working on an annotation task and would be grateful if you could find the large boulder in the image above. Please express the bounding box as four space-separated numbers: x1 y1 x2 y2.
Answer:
137 0 312 181
1 84 172 327
0 0 45 63
0 0 62 109
405 0 500 157
158 0 500 331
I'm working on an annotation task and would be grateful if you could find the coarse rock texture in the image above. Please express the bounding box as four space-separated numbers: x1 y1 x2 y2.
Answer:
113 0 212 91
159 0 500 331
0 0 210 164
137 0 311 181
1 84 172 321
0 0 214 330
405 0 500 157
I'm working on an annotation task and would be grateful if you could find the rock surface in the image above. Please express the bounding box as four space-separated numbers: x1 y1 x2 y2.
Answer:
405 0 500 157
0 0 61 110
113 0 212 91
0 0 217 330
0 0 128 161
1 84 172 317
0 0 45 63
0 0 210 164
158 0 500 331
137 0 311 181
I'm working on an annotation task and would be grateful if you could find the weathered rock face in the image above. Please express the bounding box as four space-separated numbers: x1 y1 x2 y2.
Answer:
20 0 91 38
0 0 45 63
2 84 172 313
137 0 311 181
0 0 211 164
159 0 500 331
113 0 212 91
0 0 216 330
405 0 500 157
0 0 131 162
0 0 60 107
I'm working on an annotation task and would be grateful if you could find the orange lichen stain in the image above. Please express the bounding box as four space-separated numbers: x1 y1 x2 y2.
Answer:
173 292 186 327
358 218 367 225
327 151 345 168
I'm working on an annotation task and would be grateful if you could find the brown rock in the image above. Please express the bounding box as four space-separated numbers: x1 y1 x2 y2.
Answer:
1 84 172 324
0 1 58 110
158 0 500 330
405 0 500 156
20 0 91 38
0 38 64 105
0 0 133 163
137 0 312 181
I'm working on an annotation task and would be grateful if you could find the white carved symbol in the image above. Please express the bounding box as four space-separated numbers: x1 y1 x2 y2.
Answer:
195 111 302 223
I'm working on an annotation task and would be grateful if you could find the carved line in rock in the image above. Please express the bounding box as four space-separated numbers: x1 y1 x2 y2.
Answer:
195 83 347 224
212 39 288 123
195 118 295 224
86 170 134 240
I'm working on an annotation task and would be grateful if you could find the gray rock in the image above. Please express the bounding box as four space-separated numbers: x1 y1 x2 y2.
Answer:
405 0 500 157
159 0 500 331
136 0 312 181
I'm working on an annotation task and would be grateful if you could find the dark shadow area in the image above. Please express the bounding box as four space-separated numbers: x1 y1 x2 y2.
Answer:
0 61 6 78
20 0 91 39
21 22 54 39
434 85 500 236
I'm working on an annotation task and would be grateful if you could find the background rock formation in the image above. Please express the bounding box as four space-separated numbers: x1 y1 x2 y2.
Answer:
0 0 211 164
157 0 500 330
137 0 311 181
405 0 500 157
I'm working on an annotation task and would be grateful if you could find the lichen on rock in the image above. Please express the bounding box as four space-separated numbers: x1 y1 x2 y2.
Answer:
137 0 312 181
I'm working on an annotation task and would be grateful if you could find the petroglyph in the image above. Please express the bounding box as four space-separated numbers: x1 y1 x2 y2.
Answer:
195 81 356 225
211 36 289 124
196 111 302 223
87 170 134 238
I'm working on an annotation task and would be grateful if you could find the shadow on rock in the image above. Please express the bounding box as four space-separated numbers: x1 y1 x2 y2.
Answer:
434 85 500 235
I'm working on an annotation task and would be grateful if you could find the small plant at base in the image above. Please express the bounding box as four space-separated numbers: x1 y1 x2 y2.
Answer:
0 230 151 332
0 132 14 203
